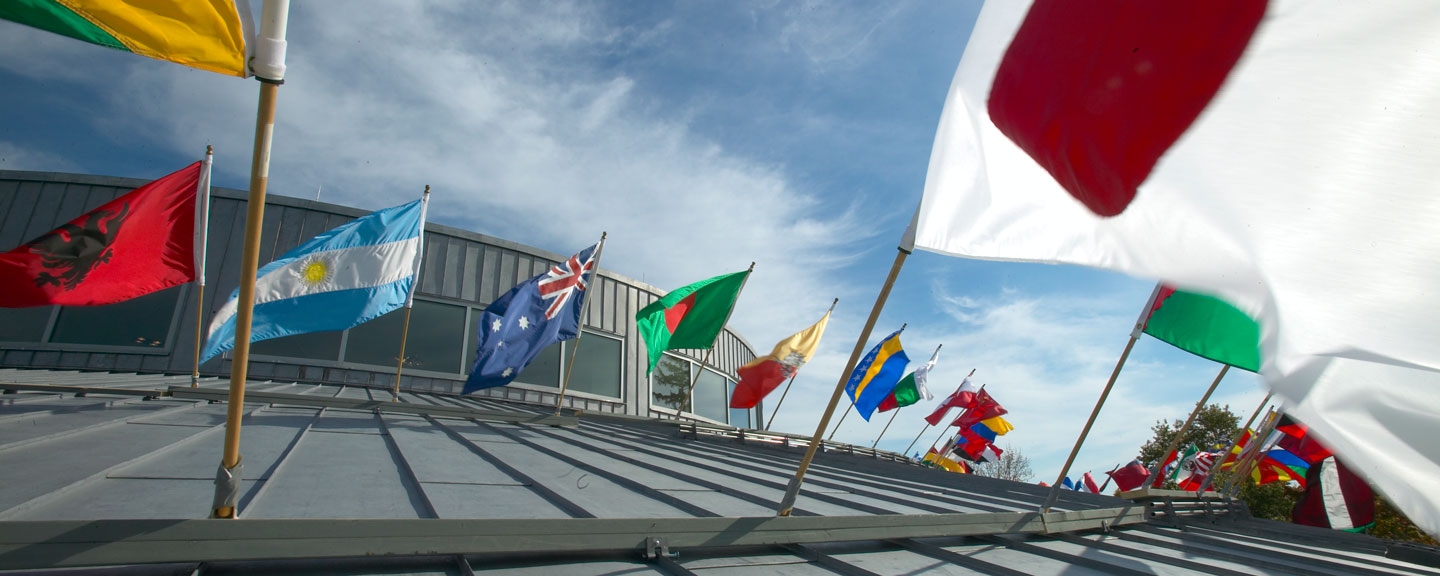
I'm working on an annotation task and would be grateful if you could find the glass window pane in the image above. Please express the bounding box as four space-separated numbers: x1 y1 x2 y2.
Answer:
466 309 480 371
345 300 465 373
514 341 561 388
651 355 691 411
728 381 752 428
694 368 728 422
252 330 343 362
50 286 180 348
564 333 620 398
0 306 53 342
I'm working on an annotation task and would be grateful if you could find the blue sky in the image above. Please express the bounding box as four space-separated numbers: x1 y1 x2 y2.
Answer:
0 0 1267 483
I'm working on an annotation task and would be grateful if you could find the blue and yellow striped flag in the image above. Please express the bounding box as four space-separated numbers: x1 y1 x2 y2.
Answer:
844 328 909 421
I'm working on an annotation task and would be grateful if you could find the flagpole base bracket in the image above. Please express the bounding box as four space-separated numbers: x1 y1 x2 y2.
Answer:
210 459 244 518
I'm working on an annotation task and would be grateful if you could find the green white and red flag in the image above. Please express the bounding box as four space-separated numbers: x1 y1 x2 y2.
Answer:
1143 286 1260 372
635 270 749 374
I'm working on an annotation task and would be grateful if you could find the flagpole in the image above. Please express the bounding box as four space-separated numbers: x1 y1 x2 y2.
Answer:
777 246 908 516
1097 464 1120 493
872 407 900 449
1040 282 1163 513
554 232 609 416
826 322 904 441
685 262 755 417
214 0 289 520
763 298 838 430
391 186 431 401
1195 391 1271 494
1141 363 1231 489
912 368 976 456
1223 407 1281 498
191 146 214 388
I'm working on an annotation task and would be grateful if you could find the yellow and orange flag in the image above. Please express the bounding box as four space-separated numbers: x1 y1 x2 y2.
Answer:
1 0 248 77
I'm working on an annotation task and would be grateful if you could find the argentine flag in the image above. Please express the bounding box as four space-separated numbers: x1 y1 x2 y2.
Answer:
201 197 427 363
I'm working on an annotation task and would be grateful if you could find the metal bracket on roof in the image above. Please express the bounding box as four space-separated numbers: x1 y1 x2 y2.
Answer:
210 459 244 513
643 536 677 560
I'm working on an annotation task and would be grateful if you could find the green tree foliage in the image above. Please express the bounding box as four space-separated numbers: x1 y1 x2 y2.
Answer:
1138 403 1239 468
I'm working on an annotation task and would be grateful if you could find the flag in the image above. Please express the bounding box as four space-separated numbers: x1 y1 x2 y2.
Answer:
0 0 248 77
1169 445 1200 484
877 347 937 412
202 198 427 362
635 270 749 375
1278 434 1333 466
1079 472 1101 494
924 377 977 426
2 162 205 308
730 309 830 409
464 243 600 392
907 0 1440 535
843 328 909 421
924 448 968 473
1108 461 1150 492
1293 457 1376 532
1142 286 1261 372
1178 452 1218 492
950 389 1007 428
1219 429 1254 468
1061 477 1075 491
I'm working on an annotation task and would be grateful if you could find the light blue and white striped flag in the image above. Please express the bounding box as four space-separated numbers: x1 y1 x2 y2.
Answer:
201 197 428 362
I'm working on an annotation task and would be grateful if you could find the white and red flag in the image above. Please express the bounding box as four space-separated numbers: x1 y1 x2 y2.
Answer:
907 0 1440 536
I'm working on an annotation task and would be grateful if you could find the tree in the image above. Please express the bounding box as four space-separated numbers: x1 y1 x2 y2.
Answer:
970 445 1033 482
1137 403 1239 468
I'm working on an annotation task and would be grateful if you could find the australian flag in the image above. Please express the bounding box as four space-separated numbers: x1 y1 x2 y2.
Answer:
463 242 599 393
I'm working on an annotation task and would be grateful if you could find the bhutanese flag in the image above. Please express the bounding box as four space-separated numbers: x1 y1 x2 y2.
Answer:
730 308 830 409
877 347 937 412
1 1 249 77
843 328 908 421
636 270 749 375
924 448 967 474
1143 286 1261 372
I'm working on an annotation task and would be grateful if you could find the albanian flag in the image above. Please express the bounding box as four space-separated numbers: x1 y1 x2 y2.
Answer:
636 269 749 374
1 162 204 308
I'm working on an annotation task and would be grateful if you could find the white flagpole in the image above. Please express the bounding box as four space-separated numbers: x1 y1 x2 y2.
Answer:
191 146 214 388
392 186 431 401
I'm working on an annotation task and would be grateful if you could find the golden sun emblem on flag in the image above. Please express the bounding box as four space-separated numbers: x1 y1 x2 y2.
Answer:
298 256 334 288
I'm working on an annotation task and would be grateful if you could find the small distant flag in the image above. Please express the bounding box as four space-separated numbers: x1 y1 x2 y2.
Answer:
0 1 250 77
1107 460 1150 492
924 377 977 426
1061 477 1075 491
465 242 600 392
1079 472 1101 494
877 346 938 412
844 328 909 421
1 161 208 308
202 197 428 362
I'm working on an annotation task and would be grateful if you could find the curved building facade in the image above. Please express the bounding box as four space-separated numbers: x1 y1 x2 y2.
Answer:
0 170 760 426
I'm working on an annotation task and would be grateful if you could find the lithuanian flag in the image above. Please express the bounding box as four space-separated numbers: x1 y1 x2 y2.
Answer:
1 0 248 77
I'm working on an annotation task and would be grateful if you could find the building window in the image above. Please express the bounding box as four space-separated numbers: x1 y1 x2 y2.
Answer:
514 342 562 388
344 299 465 373
728 381 753 429
0 306 52 343
651 354 691 411
562 331 622 398
251 330 342 362
693 368 728 423
49 286 181 348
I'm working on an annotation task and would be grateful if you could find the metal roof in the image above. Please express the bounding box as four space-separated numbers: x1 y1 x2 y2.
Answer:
3 368 1439 575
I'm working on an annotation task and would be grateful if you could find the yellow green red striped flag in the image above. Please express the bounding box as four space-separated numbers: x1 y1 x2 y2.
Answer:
1 0 248 77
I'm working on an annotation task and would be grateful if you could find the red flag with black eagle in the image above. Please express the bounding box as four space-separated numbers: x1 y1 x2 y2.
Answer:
0 162 203 308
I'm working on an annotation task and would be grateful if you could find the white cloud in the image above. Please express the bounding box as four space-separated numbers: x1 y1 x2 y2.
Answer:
0 142 83 173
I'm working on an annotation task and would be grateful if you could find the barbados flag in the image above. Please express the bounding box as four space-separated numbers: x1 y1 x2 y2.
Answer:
844 328 909 421
201 197 428 362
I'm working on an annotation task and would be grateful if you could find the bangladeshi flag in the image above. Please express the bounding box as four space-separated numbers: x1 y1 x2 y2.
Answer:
1142 286 1261 372
636 269 749 374
0 161 204 308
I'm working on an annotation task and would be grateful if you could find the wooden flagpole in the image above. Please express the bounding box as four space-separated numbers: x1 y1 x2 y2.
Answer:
1040 283 1163 513
826 322 905 441
391 186 431 401
1096 464 1121 493
1141 363 1231 488
777 246 908 516
872 407 900 449
553 232 609 416
191 146 214 388
1222 407 1282 498
684 262 755 417
763 298 838 430
1195 391 1272 494
214 0 290 520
